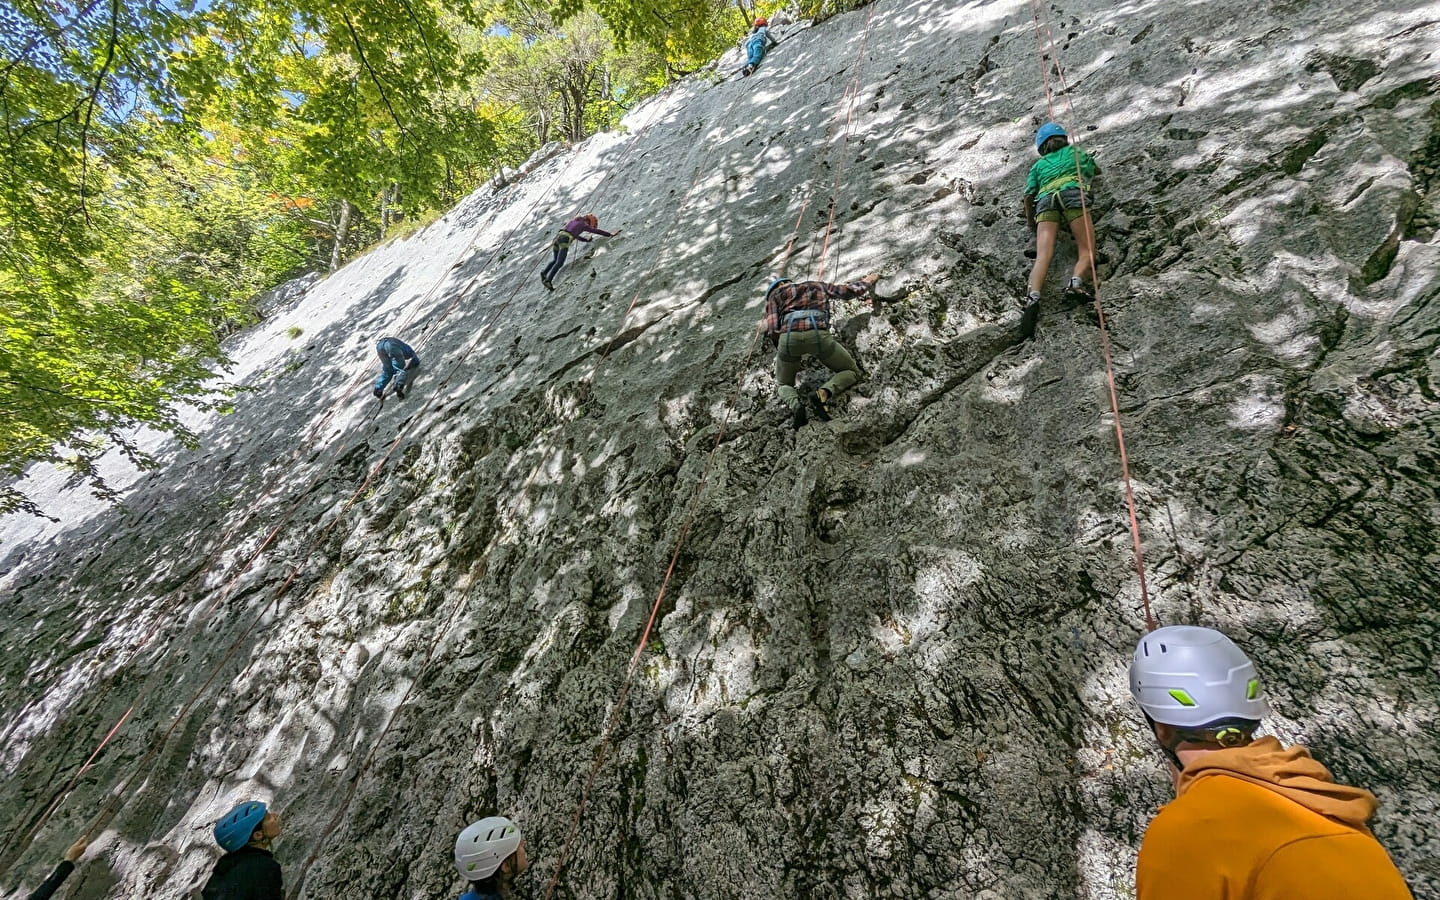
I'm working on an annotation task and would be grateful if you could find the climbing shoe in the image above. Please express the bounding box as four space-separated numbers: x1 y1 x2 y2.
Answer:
542 277 554 292
790 402 808 430
1064 277 1094 305
1019 293 1041 340
373 386 384 400
808 389 833 422
742 65 754 77
395 385 406 400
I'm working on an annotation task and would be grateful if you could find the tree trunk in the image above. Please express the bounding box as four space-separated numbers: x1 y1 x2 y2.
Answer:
329 199 352 273
379 187 391 239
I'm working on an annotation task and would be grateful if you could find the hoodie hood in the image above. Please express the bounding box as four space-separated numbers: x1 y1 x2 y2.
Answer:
1177 736 1378 829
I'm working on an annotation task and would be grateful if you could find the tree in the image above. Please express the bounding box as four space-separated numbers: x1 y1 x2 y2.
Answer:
0 0 495 515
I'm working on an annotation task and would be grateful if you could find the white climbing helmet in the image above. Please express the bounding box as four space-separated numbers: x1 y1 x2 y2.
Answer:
1129 625 1269 728
454 816 522 881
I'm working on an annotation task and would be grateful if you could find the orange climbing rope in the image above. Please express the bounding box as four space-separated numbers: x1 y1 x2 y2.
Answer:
814 0 880 281
1026 0 1156 632
540 7 884 896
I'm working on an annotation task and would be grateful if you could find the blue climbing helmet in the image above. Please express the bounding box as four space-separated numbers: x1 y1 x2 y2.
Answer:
214 800 267 852
1034 122 1066 152
766 278 792 298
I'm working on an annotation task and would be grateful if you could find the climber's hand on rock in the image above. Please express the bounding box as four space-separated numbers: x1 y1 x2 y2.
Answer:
64 837 88 862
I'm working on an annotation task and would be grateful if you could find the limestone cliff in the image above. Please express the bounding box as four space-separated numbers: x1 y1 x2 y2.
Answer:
3 0 1438 897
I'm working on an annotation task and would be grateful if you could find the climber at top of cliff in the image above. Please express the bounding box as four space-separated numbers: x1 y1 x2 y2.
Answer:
540 214 621 291
741 17 779 78
758 273 879 429
201 800 283 900
373 336 420 400
454 816 529 900
1021 122 1101 340
20 834 86 900
1128 626 1415 900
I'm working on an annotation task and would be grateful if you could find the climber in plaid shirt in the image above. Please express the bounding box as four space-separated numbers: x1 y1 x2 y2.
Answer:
758 273 878 429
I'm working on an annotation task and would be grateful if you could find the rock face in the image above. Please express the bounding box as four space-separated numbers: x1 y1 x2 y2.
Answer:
3 0 1439 897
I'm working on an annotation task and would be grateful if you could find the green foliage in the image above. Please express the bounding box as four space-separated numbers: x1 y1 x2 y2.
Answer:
0 0 762 516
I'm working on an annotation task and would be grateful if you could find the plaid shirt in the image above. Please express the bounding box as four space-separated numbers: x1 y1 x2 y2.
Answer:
764 279 871 335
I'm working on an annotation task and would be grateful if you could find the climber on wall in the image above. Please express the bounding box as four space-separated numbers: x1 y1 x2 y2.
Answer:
540 214 620 291
741 17 780 77
21 834 86 900
201 800 283 900
454 816 529 900
1129 626 1415 899
759 272 879 429
373 336 420 400
1021 122 1101 339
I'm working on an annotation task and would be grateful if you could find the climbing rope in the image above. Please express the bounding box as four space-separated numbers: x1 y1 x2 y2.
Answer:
586 88 748 380
283 97 676 899
813 0 880 282
780 8 878 281
540 7 884 896
1 95 666 877
1026 0 1156 631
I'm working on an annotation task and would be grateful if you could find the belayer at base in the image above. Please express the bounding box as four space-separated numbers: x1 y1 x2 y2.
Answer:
454 816 529 900
1129 626 1414 900
21 835 86 900
201 799 283 900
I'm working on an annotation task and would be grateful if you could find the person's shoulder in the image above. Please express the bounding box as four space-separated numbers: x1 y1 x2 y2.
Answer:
1258 831 1414 899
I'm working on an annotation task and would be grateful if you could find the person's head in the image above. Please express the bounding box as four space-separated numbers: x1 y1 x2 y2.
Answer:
1130 626 1268 770
583 213 598 228
765 277 792 299
214 800 280 853
1034 122 1068 156
753 16 767 28
455 816 527 892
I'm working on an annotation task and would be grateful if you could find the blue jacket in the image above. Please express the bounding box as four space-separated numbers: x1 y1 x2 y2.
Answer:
200 846 282 900
374 337 419 392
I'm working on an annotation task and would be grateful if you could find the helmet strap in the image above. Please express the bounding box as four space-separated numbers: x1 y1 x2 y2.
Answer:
1146 713 1256 773
1146 714 1188 774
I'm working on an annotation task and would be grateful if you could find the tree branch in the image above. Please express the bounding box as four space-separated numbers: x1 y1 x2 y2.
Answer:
339 10 413 145
77 0 123 227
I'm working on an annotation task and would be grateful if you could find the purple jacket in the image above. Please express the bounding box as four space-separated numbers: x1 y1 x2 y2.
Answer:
561 217 614 241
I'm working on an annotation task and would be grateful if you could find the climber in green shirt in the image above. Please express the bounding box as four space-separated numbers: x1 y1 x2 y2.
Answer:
1021 122 1101 339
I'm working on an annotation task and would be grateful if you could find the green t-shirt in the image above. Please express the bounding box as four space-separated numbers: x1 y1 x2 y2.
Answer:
1025 145 1099 197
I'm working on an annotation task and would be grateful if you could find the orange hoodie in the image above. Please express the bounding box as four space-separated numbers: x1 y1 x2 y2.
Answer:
1136 737 1414 900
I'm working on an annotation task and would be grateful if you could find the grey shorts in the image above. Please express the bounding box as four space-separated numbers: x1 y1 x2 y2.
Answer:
1035 187 1092 223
